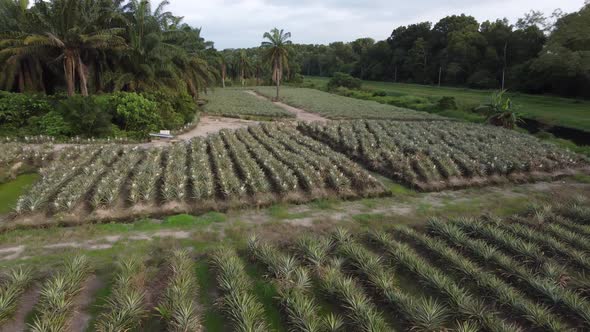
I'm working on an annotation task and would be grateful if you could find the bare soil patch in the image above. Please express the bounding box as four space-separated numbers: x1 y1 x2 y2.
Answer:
246 90 328 123
68 275 103 332
177 115 259 140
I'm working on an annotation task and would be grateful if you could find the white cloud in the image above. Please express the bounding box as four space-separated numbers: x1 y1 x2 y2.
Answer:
166 0 586 49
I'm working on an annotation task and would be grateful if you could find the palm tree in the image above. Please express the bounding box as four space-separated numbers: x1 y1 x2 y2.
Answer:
0 0 46 93
8 0 126 96
261 28 291 100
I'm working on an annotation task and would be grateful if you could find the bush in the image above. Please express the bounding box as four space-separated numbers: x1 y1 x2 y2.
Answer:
111 92 161 136
142 91 197 128
328 72 362 90
289 73 304 84
0 92 53 127
372 90 387 97
437 96 457 110
57 96 113 137
38 111 72 137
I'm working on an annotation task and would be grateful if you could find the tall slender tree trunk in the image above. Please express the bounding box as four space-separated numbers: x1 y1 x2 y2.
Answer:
64 49 76 97
502 41 508 90
77 55 89 97
221 64 226 88
438 66 442 87
274 60 281 101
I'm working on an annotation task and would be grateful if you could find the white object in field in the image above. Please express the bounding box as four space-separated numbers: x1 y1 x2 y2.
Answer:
160 130 171 135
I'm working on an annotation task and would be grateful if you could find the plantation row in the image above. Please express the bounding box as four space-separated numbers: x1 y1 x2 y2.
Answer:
300 120 586 190
205 88 295 119
2 200 589 331
13 123 384 217
255 86 446 120
0 250 201 332
0 143 53 168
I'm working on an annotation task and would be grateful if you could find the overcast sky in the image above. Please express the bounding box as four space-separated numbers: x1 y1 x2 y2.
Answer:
167 0 586 49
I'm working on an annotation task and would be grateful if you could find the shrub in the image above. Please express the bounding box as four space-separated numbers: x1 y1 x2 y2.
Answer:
327 72 362 90
0 92 53 127
57 96 113 137
142 91 197 128
437 96 457 110
372 90 387 97
111 92 161 136
38 111 72 137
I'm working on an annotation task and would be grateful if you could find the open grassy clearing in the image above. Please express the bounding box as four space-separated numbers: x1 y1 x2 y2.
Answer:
255 86 446 121
304 76 590 132
205 88 295 120
300 120 587 190
1 197 590 331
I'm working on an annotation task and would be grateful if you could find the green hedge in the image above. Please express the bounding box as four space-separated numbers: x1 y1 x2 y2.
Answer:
0 91 198 138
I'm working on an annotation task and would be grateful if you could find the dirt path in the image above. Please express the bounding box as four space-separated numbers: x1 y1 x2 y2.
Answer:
245 90 328 123
177 115 259 140
1 179 587 262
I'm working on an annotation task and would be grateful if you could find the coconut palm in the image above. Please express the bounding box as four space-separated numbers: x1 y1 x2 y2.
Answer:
261 28 292 100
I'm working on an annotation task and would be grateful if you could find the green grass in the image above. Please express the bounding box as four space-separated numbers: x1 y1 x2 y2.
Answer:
0 173 39 214
195 260 227 332
244 261 286 332
304 76 590 132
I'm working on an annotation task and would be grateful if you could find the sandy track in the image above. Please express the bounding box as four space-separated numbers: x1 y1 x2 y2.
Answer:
245 90 328 123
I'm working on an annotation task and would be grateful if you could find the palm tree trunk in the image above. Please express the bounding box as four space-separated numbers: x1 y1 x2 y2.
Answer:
274 60 280 100
64 49 76 97
17 65 25 92
77 55 89 97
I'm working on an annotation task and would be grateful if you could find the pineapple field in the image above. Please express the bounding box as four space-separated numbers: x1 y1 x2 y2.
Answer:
300 120 586 190
1 200 590 331
0 86 588 332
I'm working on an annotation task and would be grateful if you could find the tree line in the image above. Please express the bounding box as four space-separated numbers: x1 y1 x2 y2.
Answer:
0 0 219 99
288 4 589 98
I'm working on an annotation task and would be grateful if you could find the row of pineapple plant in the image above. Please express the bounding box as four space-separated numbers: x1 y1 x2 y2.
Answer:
128 148 164 204
53 147 121 211
296 235 392 331
188 138 216 200
16 146 101 213
156 249 202 331
430 220 590 326
92 147 145 208
29 256 92 332
94 257 148 331
161 143 189 202
248 235 343 331
0 268 34 324
398 224 566 331
209 248 269 331
299 120 585 189
369 230 518 331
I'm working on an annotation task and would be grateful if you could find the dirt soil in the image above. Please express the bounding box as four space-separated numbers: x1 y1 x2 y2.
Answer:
245 90 328 123
69 275 103 332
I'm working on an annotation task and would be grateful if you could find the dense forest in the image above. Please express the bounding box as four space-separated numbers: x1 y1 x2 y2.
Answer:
232 4 590 98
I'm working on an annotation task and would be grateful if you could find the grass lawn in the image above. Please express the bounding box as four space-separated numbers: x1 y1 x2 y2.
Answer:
0 173 39 214
304 76 590 132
